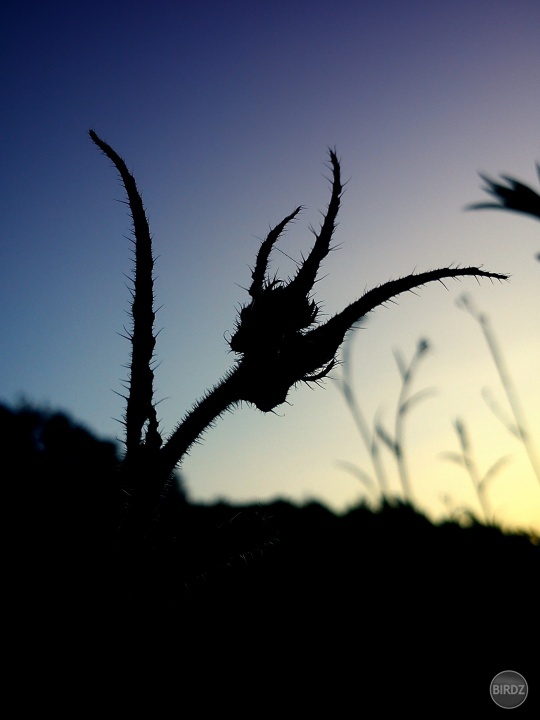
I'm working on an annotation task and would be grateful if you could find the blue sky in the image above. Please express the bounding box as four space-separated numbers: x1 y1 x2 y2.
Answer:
2 0 539 531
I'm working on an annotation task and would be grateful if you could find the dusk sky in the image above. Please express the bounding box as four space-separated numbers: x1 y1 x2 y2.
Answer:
2 0 539 531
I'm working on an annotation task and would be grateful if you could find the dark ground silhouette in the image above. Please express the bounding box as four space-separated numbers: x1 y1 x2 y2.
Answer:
3 403 538 713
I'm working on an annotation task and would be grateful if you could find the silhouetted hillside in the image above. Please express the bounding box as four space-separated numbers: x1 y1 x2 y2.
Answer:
3 403 538 713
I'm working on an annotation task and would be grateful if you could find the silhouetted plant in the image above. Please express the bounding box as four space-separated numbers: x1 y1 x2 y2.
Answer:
457 294 540 488
334 334 390 504
375 338 435 505
336 337 435 506
468 162 540 260
89 130 508 542
440 417 511 525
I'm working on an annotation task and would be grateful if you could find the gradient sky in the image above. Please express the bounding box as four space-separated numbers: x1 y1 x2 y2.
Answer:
2 0 539 532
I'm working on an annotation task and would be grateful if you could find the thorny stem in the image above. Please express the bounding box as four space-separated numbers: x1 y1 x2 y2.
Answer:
89 131 161 461
90 131 509 539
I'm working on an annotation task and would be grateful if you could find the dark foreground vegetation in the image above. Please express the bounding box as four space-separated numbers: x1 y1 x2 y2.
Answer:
4 403 538 713
5 143 537 712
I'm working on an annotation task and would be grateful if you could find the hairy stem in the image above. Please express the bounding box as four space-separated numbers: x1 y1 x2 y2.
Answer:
89 130 161 461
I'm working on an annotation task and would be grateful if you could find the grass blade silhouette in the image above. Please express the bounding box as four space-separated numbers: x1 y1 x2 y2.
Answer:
457 294 540 488
441 417 511 524
335 334 390 503
375 339 435 505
